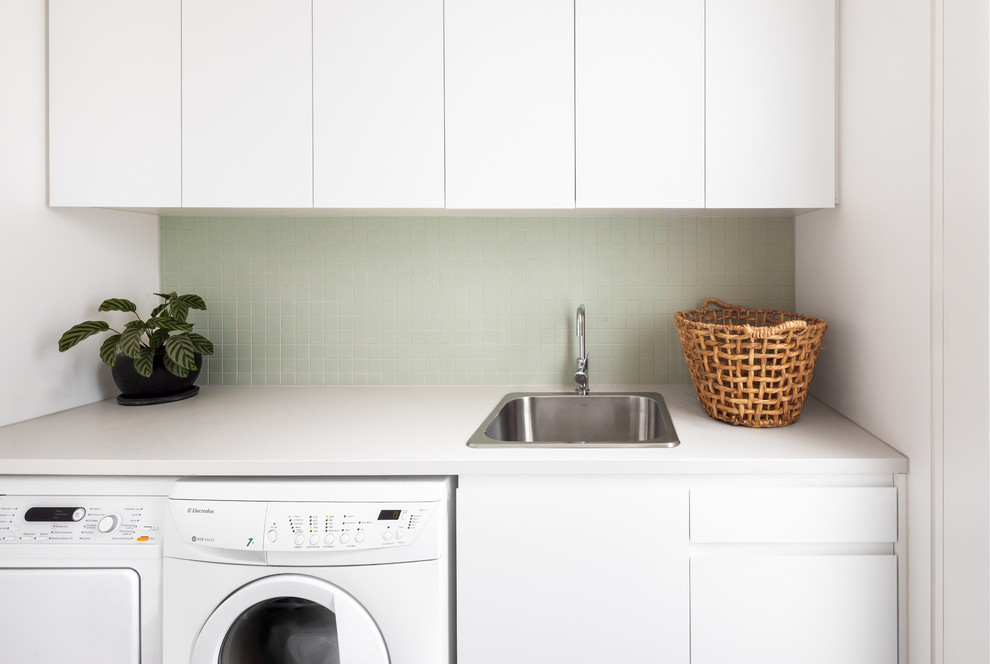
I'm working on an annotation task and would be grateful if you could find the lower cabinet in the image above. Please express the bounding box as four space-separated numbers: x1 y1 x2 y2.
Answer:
691 555 897 664
456 478 690 664
456 479 900 664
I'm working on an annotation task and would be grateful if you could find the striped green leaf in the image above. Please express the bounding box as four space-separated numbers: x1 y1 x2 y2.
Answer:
162 352 190 378
58 321 110 352
118 326 146 359
186 332 215 355
170 299 189 323
150 303 169 319
133 348 155 377
154 291 177 300
147 317 193 332
97 298 137 313
177 293 207 310
98 334 121 366
165 334 198 371
146 329 168 350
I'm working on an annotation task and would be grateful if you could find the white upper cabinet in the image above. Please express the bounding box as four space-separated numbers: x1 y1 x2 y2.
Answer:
182 0 312 208
48 1 835 211
706 0 836 208
445 0 575 209
49 0 181 207
313 0 444 208
575 0 705 208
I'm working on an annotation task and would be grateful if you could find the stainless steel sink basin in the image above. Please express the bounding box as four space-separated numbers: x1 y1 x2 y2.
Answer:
467 392 679 448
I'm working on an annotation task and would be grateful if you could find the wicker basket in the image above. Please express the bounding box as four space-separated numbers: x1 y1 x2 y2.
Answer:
674 298 827 427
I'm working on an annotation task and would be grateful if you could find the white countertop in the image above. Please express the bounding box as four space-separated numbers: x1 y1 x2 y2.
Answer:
0 385 907 476
0 385 908 476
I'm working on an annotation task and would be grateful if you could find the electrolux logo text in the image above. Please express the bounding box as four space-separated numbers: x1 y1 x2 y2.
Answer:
187 507 215 514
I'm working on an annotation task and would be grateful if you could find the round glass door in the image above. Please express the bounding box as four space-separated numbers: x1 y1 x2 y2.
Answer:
192 574 389 664
219 597 339 664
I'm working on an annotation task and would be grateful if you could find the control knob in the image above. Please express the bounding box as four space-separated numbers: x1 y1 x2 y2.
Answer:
98 514 119 534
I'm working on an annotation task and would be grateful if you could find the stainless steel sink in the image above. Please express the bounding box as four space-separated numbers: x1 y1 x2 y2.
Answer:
467 392 679 448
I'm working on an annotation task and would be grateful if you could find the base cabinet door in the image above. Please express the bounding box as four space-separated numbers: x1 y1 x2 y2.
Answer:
691 555 897 664
456 482 689 664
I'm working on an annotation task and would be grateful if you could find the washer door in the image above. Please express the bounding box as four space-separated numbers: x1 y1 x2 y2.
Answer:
192 574 389 664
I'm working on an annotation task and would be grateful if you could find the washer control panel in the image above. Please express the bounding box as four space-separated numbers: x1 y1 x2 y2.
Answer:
264 501 435 552
0 496 164 545
169 498 439 553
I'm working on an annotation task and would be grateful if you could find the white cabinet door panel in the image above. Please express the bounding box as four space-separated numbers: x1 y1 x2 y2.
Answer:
445 0 575 209
706 0 835 208
182 0 312 207
49 0 181 207
313 0 444 208
575 0 704 208
457 485 689 664
692 555 897 664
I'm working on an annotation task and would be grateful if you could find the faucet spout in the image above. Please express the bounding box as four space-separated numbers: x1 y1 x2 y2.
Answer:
574 305 590 394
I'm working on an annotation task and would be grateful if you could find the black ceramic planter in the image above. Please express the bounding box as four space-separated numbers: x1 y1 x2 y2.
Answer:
111 352 202 405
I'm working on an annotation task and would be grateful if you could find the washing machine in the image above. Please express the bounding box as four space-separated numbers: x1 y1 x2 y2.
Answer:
163 477 453 664
0 477 169 664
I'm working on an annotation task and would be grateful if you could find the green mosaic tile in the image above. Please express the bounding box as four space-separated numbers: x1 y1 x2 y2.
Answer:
161 215 795 387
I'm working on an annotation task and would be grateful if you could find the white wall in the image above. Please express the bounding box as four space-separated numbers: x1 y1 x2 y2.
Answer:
796 0 933 661
0 2 159 427
940 0 989 660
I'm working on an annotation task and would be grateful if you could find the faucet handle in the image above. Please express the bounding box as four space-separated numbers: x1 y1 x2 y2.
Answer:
574 351 590 394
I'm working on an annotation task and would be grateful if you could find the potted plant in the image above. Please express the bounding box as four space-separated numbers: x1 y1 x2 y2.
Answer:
58 291 215 404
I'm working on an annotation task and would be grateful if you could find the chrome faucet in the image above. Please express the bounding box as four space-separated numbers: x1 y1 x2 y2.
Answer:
574 305 590 394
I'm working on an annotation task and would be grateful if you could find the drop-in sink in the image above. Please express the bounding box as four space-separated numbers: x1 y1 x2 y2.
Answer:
467 392 679 448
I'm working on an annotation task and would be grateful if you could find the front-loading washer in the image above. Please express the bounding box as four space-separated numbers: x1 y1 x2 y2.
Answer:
163 477 453 664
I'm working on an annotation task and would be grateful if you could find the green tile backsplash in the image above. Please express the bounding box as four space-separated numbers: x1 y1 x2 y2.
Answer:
160 216 795 387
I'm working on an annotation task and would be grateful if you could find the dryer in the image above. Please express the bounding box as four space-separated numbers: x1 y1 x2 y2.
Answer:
0 478 168 664
163 477 453 664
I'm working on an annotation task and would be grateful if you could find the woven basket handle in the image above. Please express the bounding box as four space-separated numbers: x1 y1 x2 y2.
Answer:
702 297 746 311
742 319 808 338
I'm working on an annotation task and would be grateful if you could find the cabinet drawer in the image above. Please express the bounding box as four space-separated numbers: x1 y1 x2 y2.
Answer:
691 487 897 543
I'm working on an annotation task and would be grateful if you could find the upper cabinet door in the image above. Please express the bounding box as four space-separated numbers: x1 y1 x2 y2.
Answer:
706 0 836 209
313 0 444 208
49 0 181 207
445 0 575 209
182 0 312 208
575 0 704 208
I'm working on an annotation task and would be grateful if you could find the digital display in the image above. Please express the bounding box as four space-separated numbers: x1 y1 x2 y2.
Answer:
24 507 84 522
377 509 401 521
